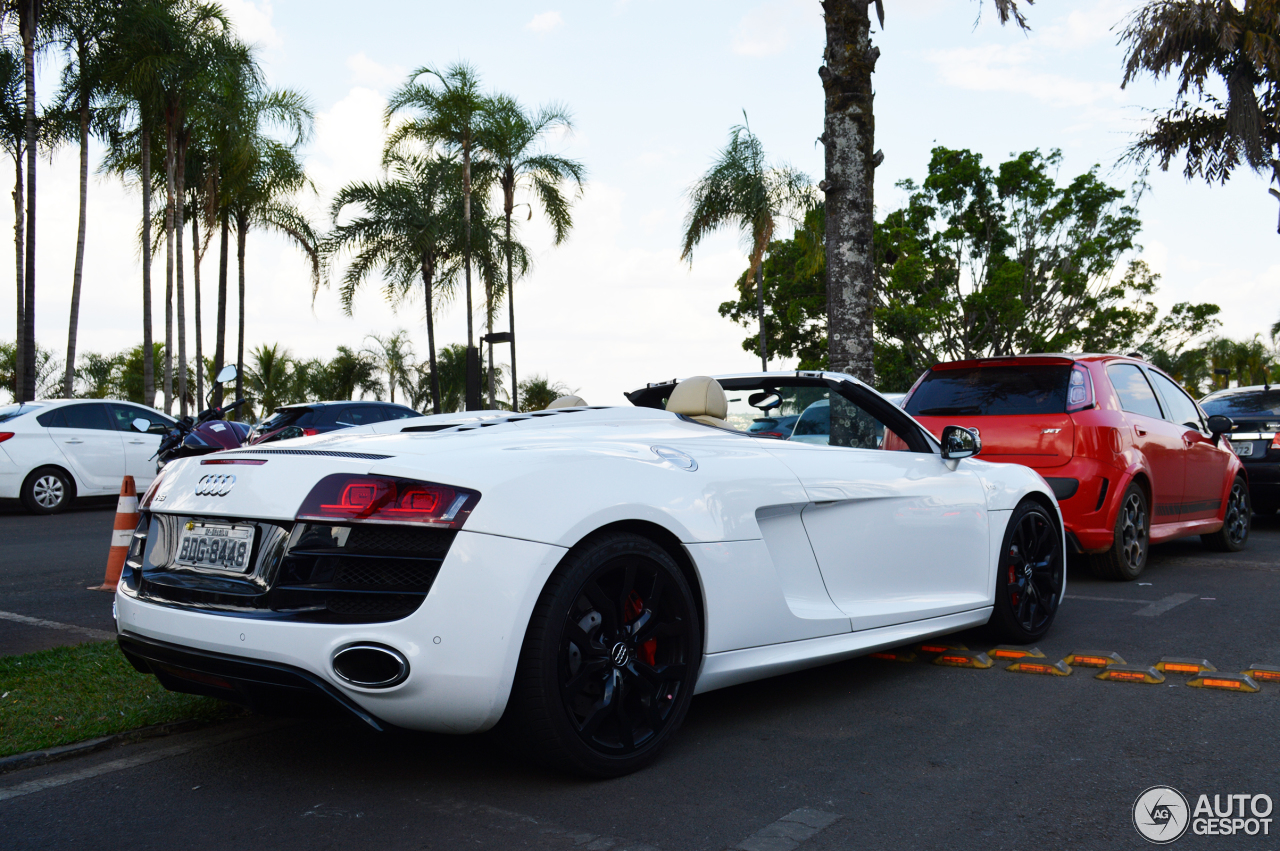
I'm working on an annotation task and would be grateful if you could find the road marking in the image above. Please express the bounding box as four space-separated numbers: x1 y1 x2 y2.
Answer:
732 808 841 851
1134 592 1198 617
0 610 115 642
1066 595 1157 604
0 723 281 803
425 796 659 850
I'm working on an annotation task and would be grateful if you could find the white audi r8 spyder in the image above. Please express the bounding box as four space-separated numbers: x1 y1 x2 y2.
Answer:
115 371 1066 776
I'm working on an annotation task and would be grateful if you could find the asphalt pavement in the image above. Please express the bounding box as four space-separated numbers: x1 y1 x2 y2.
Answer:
1 505 1277 850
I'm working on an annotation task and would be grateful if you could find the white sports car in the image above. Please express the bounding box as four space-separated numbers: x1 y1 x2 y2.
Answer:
115 371 1065 776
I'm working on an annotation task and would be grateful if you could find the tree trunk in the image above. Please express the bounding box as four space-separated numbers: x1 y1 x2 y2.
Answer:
504 207 518 412
422 260 441 415
234 211 246 419
756 263 768 370
163 116 176 414
821 0 877 385
463 145 476 409
213 209 228 405
175 136 188 417
485 277 494 408
141 127 155 407
192 206 203 408
13 149 23 402
20 2 37 401
64 85 90 398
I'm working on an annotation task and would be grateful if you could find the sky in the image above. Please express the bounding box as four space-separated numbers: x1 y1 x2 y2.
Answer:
3 0 1277 408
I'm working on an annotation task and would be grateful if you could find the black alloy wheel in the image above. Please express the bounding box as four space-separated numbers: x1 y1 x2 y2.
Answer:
508 532 701 777
1090 483 1149 581
991 500 1064 643
1202 477 1251 553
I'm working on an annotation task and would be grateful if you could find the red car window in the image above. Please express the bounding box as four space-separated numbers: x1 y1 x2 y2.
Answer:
1106 364 1163 419
1148 371 1203 430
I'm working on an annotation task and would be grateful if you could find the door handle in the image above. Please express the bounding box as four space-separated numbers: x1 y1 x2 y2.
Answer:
64 439 84 444
1133 426 1147 437
128 440 146 445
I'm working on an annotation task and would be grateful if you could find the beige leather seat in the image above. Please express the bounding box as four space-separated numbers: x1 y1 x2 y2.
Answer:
546 394 588 409
667 376 730 429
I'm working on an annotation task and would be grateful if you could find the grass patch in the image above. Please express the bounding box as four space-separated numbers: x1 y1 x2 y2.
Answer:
0 641 235 758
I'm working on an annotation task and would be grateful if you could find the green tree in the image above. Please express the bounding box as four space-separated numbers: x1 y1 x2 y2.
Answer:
74 350 122 398
479 94 585 410
362 331 415 404
0 46 26 397
245 342 293 419
681 117 813 370
385 62 489 409
516 373 572 412
820 0 1032 385
1119 0 1280 231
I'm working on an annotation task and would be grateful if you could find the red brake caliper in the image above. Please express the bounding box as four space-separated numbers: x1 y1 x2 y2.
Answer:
1008 546 1020 606
624 590 657 665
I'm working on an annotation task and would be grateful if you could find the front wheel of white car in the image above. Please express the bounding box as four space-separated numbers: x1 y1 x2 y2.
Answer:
508 531 702 777
989 500 1064 644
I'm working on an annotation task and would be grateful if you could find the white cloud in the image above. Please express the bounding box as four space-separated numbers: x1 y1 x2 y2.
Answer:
345 52 407 92
731 0 814 58
219 0 282 51
526 11 564 34
929 44 1124 108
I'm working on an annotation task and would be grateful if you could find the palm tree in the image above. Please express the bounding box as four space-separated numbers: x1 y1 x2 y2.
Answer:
518 374 573 412
682 117 813 370
385 62 489 409
1119 0 1280 232
48 0 117 398
479 94 585 411
363 331 414 404
0 46 25 400
326 152 470 414
820 0 1031 384
246 342 293 419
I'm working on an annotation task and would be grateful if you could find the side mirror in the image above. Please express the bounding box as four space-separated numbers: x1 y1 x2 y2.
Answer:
215 364 238 384
941 425 981 467
131 417 151 434
1207 414 1233 436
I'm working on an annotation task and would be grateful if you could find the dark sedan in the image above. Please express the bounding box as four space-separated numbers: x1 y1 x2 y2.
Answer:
1200 385 1280 515
248 400 423 444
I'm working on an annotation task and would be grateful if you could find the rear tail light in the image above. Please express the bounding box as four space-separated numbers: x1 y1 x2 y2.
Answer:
0 432 13 443
296 474 479 528
1270 435 1280 451
1066 364 1094 412
302 428 319 437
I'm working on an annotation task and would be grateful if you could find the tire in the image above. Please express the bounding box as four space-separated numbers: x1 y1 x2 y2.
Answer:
1201 477 1250 553
989 500 1065 643
21 467 74 515
507 531 702 777
1089 483 1149 581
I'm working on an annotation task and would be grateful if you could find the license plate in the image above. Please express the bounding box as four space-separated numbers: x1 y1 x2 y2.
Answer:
1234 440 1254 457
175 522 255 572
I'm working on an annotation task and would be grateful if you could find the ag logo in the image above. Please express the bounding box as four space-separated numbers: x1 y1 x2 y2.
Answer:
194 474 236 496
1134 786 1190 844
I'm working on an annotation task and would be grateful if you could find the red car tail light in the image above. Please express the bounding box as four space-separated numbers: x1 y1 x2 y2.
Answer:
0 432 13 443
1066 364 1094 412
1270 434 1280 451
296 474 480 528
302 428 319 436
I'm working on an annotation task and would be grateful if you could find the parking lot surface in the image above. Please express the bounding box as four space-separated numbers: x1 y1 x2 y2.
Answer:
1 507 1277 849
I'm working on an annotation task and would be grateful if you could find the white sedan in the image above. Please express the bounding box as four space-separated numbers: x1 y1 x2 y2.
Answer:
0 399 173 513
114 372 1065 776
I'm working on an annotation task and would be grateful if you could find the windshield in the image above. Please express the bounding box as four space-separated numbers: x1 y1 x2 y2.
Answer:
259 408 315 431
906 365 1071 416
0 402 42 423
1201 390 1280 420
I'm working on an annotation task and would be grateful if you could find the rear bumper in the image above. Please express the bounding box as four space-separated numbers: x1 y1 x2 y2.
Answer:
1043 457 1123 552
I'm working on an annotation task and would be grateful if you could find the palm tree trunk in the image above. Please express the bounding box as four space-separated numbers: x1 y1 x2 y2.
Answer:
756 262 768 370
504 209 517 412
63 87 90 398
175 137 188 417
163 116 176 414
192 204 203 408
235 211 246 418
213 209 228 403
821 0 877 385
485 277 494 408
422 261 441 415
20 2 37 401
141 126 155 407
12 149 23 402
463 145 476 409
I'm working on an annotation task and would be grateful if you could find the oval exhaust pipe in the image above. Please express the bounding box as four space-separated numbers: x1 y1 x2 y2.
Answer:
332 643 409 689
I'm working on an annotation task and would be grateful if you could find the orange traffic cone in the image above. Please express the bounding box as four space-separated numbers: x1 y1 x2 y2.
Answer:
90 476 139 592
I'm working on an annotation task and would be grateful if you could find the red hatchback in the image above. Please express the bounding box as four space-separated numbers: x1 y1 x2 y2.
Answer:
902 354 1249 580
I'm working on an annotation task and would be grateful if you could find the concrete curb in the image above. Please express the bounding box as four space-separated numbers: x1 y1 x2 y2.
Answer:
0 718 207 775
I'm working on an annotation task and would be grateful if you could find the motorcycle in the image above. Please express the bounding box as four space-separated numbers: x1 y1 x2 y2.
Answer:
148 365 251 470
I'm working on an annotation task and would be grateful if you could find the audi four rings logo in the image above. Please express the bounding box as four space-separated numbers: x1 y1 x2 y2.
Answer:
195 474 236 496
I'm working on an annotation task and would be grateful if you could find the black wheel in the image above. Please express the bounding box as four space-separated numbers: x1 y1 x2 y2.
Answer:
1090 483 1149 580
1202 477 1250 552
990 500 1064 643
21 467 74 514
508 531 701 777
